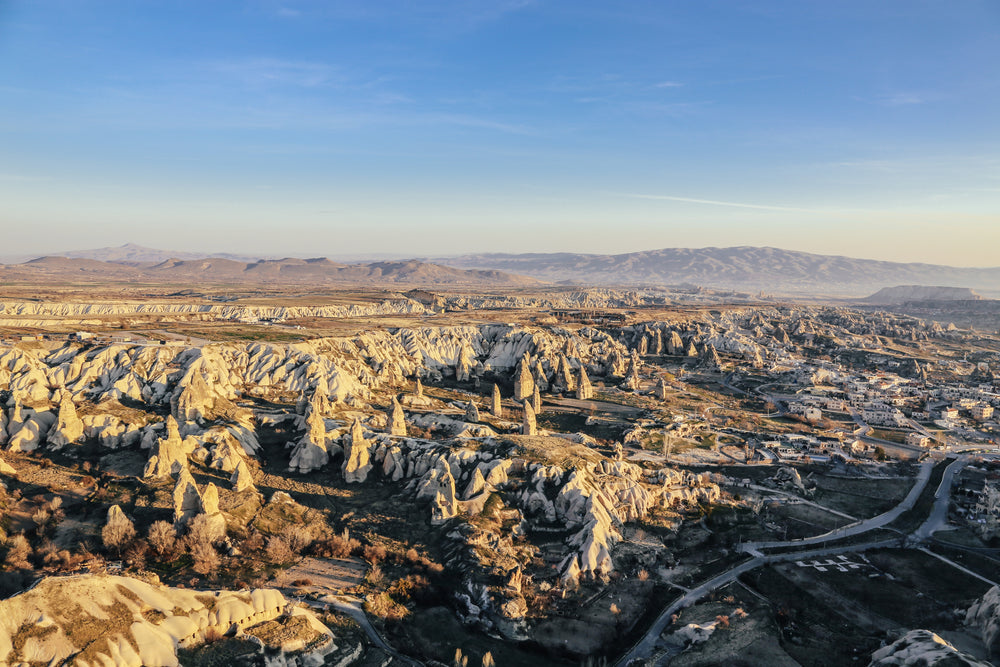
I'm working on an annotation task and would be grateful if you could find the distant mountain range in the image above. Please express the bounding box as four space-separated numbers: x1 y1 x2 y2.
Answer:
0 254 538 287
4 244 1000 296
432 246 1000 296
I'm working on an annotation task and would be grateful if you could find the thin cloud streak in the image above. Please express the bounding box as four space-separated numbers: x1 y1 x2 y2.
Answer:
615 192 828 212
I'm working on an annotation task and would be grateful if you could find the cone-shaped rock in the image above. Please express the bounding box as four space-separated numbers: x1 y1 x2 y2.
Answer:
343 419 372 483
522 401 537 436
491 384 502 416
388 396 407 436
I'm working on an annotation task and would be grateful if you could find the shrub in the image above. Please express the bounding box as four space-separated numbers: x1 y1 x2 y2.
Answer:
362 544 387 565
191 542 219 576
265 536 294 565
101 510 136 556
4 534 32 569
147 521 177 558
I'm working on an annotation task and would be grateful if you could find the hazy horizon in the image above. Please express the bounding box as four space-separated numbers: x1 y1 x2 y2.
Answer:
5 241 1000 270
1 1 997 265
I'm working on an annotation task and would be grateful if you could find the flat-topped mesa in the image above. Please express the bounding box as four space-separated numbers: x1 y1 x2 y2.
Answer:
491 384 502 416
576 365 593 400
513 354 535 402
465 400 480 423
47 389 85 449
388 396 407 436
343 418 372 483
522 401 538 436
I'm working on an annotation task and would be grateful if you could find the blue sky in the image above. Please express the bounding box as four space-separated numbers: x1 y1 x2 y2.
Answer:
1 1 998 264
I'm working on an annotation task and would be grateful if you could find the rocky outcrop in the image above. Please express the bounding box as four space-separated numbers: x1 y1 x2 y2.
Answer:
288 397 333 474
522 402 537 436
47 390 85 449
0 452 14 475
342 419 372 483
144 416 194 479
231 459 256 493
868 629 990 666
576 366 593 400
513 355 534 402
465 401 480 423
0 574 334 667
173 467 203 529
966 585 1000 657
491 384 502 416
199 483 227 542
388 396 407 436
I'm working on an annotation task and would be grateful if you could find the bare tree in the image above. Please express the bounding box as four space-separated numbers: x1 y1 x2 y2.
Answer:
101 505 136 556
147 521 177 558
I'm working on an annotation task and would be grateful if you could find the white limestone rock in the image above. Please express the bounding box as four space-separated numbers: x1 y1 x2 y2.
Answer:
342 419 372 483
173 467 204 529
522 401 537 436
231 459 256 493
869 629 990 666
388 396 407 436
46 390 85 449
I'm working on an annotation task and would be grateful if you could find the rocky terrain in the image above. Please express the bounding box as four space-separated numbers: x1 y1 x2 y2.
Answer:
1 298 998 665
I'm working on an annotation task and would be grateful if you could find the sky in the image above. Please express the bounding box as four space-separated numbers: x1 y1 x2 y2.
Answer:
0 0 998 265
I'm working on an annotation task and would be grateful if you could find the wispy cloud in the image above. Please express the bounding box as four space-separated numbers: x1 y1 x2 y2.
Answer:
615 192 824 212
209 58 340 88
879 92 928 106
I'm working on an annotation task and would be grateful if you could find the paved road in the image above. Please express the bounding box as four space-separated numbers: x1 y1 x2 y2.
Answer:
742 459 934 552
615 539 901 666
913 456 967 542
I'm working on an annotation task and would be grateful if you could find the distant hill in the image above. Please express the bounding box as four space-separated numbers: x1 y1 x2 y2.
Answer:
434 246 1000 296
1 255 539 287
861 285 981 304
48 242 264 264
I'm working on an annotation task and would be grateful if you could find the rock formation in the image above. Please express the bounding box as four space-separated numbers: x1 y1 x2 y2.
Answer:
667 330 684 355
532 385 541 414
199 482 227 542
869 629 990 666
144 416 194 479
465 401 480 423
173 467 203 529
288 399 331 473
47 390 85 449
231 459 255 493
514 355 535 402
388 396 407 436
522 401 537 436
491 383 502 416
343 419 372 483
966 585 1000 657
576 366 593 400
